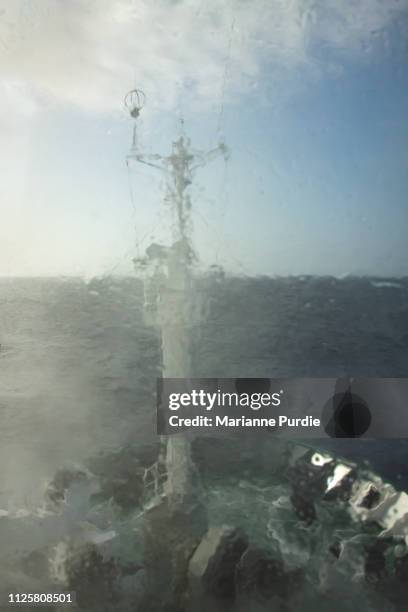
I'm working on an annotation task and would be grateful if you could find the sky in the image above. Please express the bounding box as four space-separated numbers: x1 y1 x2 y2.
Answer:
0 0 407 277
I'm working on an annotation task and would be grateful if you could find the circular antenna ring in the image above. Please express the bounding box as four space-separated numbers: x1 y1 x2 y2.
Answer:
124 89 146 119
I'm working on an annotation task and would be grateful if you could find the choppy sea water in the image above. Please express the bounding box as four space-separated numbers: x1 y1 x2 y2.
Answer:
0 277 160 507
0 275 408 611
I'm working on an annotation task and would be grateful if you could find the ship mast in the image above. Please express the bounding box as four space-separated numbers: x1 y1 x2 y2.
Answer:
125 90 227 607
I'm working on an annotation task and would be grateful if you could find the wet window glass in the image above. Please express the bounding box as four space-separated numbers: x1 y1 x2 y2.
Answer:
1 2 407 610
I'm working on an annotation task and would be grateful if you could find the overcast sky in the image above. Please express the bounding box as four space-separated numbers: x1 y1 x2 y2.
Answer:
1 0 407 277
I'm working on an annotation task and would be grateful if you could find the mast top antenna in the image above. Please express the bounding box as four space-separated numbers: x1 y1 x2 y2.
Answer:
124 89 146 119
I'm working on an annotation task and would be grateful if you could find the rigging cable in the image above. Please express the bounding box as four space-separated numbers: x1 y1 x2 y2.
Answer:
125 158 168 265
214 14 236 267
216 16 236 140
193 206 251 277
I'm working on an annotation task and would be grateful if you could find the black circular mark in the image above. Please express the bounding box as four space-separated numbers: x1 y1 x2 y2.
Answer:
234 378 271 394
322 389 371 438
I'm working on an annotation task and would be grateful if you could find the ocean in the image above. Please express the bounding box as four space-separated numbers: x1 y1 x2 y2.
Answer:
1 274 408 610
